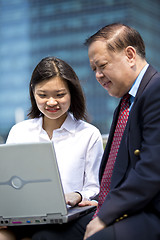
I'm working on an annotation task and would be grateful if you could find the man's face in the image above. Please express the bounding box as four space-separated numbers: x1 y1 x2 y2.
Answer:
88 40 135 98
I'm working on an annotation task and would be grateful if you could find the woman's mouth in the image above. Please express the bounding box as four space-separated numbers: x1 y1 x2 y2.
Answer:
46 108 60 113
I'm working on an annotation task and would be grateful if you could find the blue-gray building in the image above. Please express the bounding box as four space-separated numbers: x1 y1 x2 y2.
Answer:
0 0 160 141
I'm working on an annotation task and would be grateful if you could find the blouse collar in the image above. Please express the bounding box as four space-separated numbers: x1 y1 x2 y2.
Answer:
30 112 78 134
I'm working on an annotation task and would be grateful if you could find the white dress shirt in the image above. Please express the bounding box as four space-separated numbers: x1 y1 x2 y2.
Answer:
6 113 103 200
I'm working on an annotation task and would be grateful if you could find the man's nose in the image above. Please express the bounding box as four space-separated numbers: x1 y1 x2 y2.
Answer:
95 70 104 79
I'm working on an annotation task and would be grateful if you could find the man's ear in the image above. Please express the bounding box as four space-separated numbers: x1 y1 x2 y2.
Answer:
125 46 136 66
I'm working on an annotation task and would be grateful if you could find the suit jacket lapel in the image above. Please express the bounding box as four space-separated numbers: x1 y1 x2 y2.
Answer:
110 65 157 189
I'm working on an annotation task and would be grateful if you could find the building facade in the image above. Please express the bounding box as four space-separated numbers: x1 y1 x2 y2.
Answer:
0 0 159 141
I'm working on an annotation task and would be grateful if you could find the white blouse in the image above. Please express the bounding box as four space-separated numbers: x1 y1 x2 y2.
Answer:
6 113 103 200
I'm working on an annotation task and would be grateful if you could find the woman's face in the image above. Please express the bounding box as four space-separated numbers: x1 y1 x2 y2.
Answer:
34 76 71 122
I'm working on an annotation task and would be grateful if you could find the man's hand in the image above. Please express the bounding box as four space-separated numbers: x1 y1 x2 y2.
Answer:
83 217 106 240
65 192 82 207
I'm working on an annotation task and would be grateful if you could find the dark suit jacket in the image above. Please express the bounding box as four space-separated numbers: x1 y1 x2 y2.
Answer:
97 65 160 239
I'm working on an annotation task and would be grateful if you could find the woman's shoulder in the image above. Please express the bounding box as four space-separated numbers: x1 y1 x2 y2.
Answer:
6 118 42 143
64 113 102 139
77 118 101 135
10 118 41 131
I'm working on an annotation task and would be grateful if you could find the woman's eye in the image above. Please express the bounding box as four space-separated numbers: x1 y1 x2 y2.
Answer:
57 93 65 97
38 94 46 98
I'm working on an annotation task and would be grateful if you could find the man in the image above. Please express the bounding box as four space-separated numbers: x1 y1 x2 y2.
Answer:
33 23 160 240
82 22 160 240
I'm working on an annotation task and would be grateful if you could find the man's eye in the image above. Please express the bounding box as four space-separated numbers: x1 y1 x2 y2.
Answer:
99 63 107 69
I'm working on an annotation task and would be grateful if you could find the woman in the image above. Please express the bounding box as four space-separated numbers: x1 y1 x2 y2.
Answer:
4 57 103 239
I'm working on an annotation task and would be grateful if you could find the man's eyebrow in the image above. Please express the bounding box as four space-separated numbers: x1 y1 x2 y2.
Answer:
95 60 100 65
90 60 99 66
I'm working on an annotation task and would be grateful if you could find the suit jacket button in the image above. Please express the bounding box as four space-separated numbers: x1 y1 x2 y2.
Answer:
134 149 140 156
123 214 128 218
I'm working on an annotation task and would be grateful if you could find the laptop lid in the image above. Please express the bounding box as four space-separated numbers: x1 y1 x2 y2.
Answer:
0 142 95 226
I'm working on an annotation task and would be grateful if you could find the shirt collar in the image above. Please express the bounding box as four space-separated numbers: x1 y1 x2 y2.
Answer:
59 112 77 134
129 63 149 98
28 113 77 134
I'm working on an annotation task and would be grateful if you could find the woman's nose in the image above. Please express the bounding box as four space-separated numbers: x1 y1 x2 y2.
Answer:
47 97 58 106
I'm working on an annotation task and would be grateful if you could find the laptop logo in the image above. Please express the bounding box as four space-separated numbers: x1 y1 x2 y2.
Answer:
0 176 52 189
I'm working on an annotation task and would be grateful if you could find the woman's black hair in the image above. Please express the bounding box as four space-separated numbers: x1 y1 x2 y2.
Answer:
28 57 87 121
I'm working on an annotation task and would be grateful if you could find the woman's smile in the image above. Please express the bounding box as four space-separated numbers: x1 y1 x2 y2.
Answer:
45 107 60 113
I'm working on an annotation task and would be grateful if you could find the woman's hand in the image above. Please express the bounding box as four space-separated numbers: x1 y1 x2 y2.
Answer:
65 192 98 208
78 200 98 207
0 226 7 229
65 192 82 207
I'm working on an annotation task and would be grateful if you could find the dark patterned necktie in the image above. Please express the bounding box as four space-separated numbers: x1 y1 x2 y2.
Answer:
93 93 130 218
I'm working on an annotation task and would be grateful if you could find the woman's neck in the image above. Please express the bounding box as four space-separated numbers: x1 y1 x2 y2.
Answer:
42 114 68 139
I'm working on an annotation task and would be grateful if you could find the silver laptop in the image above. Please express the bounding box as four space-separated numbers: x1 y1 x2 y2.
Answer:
0 142 96 226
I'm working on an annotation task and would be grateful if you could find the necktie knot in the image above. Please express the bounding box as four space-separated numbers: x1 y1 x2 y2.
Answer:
122 93 130 105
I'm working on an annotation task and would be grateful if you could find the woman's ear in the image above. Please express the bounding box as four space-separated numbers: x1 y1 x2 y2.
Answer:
125 46 136 66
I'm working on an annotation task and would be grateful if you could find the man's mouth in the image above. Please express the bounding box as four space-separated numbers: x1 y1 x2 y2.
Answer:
103 81 111 89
